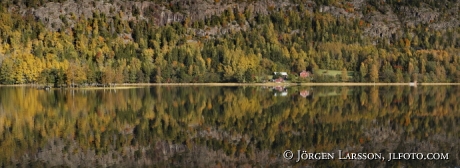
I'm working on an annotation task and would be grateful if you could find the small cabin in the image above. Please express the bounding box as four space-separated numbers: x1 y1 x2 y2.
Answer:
299 70 311 78
409 81 417 87
274 72 288 79
274 77 285 83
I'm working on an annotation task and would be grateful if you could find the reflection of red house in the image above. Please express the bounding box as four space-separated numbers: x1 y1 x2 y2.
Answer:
273 86 285 92
300 90 310 97
274 77 284 83
273 86 288 96
300 70 311 78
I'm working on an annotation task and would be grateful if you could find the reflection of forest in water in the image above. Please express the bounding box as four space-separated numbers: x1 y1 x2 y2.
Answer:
0 86 458 167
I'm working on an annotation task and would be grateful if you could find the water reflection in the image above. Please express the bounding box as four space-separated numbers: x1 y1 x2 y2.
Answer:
0 86 459 167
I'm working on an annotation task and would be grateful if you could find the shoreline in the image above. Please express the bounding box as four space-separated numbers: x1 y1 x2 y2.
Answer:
121 82 460 86
1 82 460 87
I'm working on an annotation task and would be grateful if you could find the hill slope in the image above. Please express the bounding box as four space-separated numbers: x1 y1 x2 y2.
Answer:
0 0 459 84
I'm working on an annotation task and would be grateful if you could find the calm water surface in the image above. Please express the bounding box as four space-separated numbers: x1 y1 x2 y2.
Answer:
0 86 459 167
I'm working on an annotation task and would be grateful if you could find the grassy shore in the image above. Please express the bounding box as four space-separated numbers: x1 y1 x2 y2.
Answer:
2 82 460 88
119 82 460 86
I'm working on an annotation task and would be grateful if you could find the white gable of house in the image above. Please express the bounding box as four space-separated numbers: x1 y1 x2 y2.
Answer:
274 72 288 76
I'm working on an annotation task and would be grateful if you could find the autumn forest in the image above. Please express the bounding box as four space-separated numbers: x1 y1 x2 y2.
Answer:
0 0 459 86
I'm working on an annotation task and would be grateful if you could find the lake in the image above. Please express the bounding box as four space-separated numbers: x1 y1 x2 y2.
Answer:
0 85 458 167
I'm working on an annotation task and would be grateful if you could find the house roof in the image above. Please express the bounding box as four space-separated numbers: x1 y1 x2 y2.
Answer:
274 72 288 76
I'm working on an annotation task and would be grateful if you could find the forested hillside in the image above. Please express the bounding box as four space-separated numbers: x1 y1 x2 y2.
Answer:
0 0 459 85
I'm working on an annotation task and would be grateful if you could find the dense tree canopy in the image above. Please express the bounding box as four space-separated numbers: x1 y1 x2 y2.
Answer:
0 1 459 85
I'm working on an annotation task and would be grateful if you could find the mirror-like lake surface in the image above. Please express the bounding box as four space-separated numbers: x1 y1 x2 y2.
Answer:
0 86 459 167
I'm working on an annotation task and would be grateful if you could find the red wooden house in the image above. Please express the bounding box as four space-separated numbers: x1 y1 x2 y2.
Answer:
274 77 284 83
299 70 311 78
